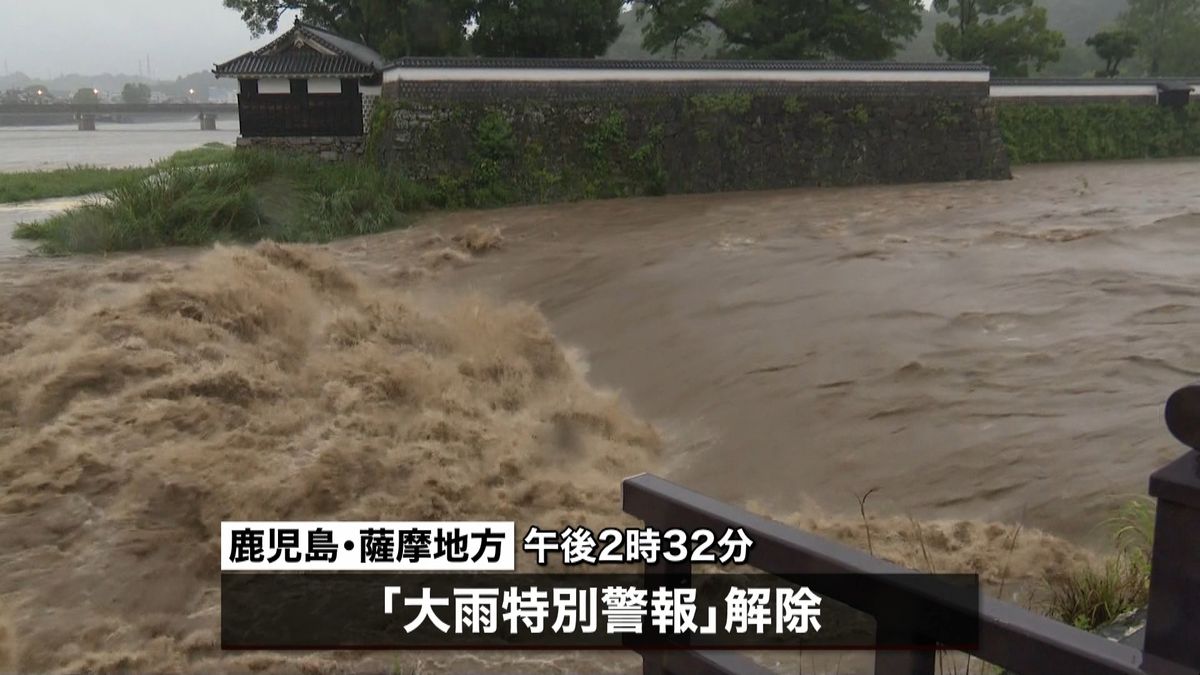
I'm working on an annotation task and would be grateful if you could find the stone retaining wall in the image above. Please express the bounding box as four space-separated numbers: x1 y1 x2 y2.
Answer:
378 80 1011 202
235 136 364 162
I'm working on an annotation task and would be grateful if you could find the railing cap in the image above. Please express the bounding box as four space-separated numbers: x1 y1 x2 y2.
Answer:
1165 384 1200 450
1152 384 1200 507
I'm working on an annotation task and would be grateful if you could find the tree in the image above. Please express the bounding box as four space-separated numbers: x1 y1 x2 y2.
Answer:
72 87 100 104
635 0 924 60
223 0 358 36
471 0 624 57
607 4 721 59
358 0 476 57
222 0 475 57
932 0 1066 77
1086 29 1138 76
224 0 625 58
121 82 152 104
1119 0 1200 75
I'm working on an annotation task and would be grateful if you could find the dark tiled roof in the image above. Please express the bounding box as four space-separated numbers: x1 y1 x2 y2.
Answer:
215 52 376 77
214 19 382 78
296 23 384 69
385 57 990 72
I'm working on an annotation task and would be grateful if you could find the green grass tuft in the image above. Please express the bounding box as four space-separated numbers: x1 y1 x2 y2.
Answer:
157 143 238 169
1043 555 1147 631
12 148 429 255
1041 497 1155 632
0 144 238 205
0 166 144 204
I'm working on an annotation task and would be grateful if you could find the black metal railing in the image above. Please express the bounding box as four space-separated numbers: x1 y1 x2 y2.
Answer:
238 92 363 137
622 383 1200 675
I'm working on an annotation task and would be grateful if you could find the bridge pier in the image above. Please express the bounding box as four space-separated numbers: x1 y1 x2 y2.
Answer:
200 113 217 131
77 113 96 131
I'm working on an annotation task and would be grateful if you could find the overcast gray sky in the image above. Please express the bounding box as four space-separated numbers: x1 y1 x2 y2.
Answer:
0 0 295 79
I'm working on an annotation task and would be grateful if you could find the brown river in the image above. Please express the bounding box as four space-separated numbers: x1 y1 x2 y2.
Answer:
1 158 1198 673
346 158 1200 546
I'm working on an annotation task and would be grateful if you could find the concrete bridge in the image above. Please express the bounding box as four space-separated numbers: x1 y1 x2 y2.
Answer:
0 102 238 130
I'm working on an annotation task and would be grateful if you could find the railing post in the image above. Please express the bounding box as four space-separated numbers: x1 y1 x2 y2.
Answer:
1143 384 1200 669
623 474 784 675
640 556 693 675
874 614 936 675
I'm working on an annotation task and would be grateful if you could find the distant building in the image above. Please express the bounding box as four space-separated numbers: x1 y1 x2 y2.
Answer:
213 17 383 137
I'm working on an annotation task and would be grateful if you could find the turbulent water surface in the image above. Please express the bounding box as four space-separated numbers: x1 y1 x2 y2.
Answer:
1 158 1198 673
0 195 91 259
342 158 1200 546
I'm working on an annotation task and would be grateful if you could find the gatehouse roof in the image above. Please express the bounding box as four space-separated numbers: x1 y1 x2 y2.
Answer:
214 17 383 79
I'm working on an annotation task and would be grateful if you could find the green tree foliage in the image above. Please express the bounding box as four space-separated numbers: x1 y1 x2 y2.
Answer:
932 0 1066 76
606 4 720 59
1086 29 1138 76
897 0 1129 77
222 0 625 58
121 83 152 104
362 0 476 57
471 0 624 57
72 87 100 105
223 0 344 36
1119 0 1200 75
221 0 475 57
634 0 925 60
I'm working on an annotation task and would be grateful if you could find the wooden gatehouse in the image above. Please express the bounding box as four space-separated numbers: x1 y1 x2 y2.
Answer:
213 17 382 138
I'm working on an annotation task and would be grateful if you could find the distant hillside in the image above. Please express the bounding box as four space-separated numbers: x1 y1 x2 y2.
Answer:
606 0 1132 76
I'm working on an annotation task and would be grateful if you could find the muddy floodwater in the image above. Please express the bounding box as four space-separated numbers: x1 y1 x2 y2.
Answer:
3 158 1198 673
0 195 91 259
0 120 238 172
3 158 1198 546
338 158 1200 547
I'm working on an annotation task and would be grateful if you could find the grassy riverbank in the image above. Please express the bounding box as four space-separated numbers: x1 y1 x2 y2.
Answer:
13 148 440 255
0 166 142 204
1044 496 1153 631
0 144 237 204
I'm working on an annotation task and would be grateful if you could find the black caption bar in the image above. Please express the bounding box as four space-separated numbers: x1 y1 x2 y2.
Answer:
222 572 979 650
